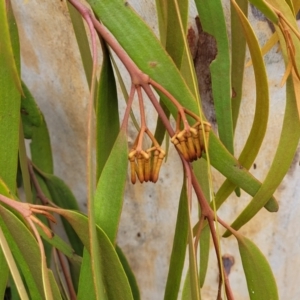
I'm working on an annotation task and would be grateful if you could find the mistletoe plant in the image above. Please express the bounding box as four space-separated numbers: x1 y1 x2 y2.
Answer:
1 0 300 299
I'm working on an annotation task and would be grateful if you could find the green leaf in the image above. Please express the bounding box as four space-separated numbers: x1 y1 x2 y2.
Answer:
77 250 97 300
18 123 33 203
215 1 271 211
30 118 53 174
164 183 189 300
116 246 140 300
154 0 189 147
48 270 62 300
231 0 248 131
236 234 278 299
38 228 76 260
248 0 278 23
0 0 21 192
224 76 300 235
208 135 278 210
96 39 120 180
86 0 278 206
193 160 210 288
165 0 188 68
56 209 133 300
0 251 9 300
195 0 234 155
0 0 22 93
0 227 29 300
20 82 43 139
39 173 83 256
181 269 191 300
94 129 128 243
224 2 300 234
0 2 21 289
199 225 210 288
67 1 93 87
0 202 44 299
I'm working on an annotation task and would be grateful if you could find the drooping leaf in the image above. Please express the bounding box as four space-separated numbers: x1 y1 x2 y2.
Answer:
38 228 76 260
94 129 128 243
18 123 33 203
154 0 189 147
224 1 300 235
0 0 22 94
199 225 210 288
0 202 44 299
164 183 189 300
77 250 97 300
195 0 234 156
0 0 21 192
56 209 133 300
38 172 83 256
20 82 43 139
30 118 53 174
231 0 248 131
208 135 278 211
67 1 93 86
0 227 29 300
96 39 120 180
215 1 270 210
248 0 278 23
48 270 62 300
193 160 211 288
0 1 21 295
116 246 140 300
236 234 279 299
224 74 300 236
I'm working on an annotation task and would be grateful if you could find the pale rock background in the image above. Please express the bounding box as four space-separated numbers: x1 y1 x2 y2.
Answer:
11 0 300 299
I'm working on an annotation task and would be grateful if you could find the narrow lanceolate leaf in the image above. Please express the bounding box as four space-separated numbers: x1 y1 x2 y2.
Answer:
193 160 210 288
224 75 300 236
0 0 22 93
165 0 188 68
78 130 128 299
48 270 62 300
186 191 201 300
67 1 93 86
215 1 270 210
21 82 43 139
0 202 44 299
0 228 29 300
0 0 21 192
57 209 133 300
86 0 278 205
30 118 53 174
236 234 278 299
94 129 128 243
195 0 234 155
96 39 120 180
267 0 300 117
0 2 21 297
224 2 300 235
164 183 189 300
208 135 278 211
77 250 97 300
248 0 278 23
19 123 33 203
154 0 189 145
231 0 248 131
39 173 83 256
155 0 167 46
116 246 140 300
38 228 77 260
